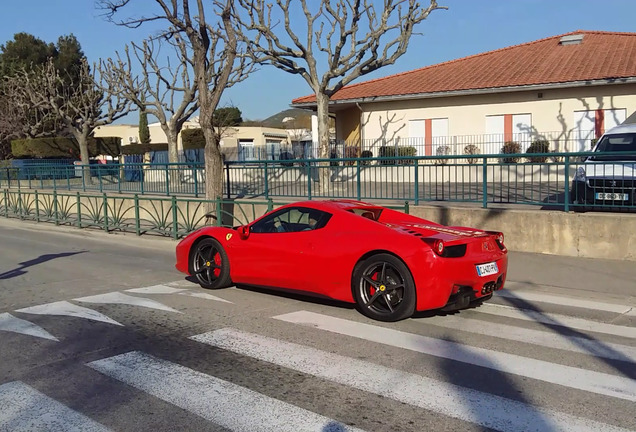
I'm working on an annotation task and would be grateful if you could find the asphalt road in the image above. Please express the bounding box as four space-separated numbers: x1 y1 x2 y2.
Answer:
1 218 635 432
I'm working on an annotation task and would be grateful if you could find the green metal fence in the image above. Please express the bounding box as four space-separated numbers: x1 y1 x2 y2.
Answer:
0 188 412 239
2 151 635 212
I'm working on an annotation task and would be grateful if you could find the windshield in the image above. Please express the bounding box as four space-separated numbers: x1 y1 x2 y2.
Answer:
590 133 636 161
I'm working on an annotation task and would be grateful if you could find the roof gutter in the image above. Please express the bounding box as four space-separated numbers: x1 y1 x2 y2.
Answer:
291 77 636 108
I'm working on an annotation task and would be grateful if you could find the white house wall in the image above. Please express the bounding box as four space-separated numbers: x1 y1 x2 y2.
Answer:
358 84 636 153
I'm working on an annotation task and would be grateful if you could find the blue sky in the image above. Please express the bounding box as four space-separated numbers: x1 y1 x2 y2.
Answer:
1 0 635 123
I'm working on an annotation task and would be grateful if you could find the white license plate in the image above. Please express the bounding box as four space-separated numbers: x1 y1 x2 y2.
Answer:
596 192 628 201
476 262 498 277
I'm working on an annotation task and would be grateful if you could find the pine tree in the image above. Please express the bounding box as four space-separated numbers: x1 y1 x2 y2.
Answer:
138 110 151 144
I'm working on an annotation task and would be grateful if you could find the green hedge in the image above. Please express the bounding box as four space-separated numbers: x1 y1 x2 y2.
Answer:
11 137 121 158
379 145 416 165
182 128 206 150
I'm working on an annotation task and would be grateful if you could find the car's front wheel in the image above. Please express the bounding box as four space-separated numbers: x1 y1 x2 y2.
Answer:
352 253 416 322
190 238 231 289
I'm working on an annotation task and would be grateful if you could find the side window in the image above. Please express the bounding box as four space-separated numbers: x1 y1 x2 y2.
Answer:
250 208 332 233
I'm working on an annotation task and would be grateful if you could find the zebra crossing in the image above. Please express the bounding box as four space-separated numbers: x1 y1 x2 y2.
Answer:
1 282 635 431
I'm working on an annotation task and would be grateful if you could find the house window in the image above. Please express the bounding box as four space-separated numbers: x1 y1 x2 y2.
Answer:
573 109 626 151
238 139 255 161
486 114 532 153
408 118 449 156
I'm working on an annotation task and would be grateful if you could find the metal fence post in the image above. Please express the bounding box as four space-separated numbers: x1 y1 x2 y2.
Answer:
404 201 410 214
172 195 178 239
356 159 361 201
76 192 82 228
3 189 8 218
134 194 140 236
194 165 199 198
141 165 145 195
414 161 420 205
215 197 222 227
307 161 312 200
564 155 570 212
35 190 40 222
225 162 231 199
482 156 488 209
103 193 109 232
264 161 269 199
17 189 23 219
165 164 170 196
53 190 59 225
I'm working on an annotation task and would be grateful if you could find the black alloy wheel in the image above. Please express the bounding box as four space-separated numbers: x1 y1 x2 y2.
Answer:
353 253 416 322
190 238 231 289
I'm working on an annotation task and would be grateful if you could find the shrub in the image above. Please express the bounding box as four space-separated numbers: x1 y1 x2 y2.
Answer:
435 145 452 165
181 128 206 150
379 145 416 165
501 141 521 163
11 137 121 158
464 144 480 164
525 139 550 163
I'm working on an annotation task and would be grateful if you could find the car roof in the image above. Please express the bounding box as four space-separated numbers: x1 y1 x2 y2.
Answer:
604 123 636 135
283 199 384 212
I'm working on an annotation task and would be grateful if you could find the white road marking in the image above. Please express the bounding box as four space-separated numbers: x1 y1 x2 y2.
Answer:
0 313 58 342
177 291 233 303
88 351 363 432
74 292 181 313
125 285 187 295
273 311 636 402
191 328 633 432
15 301 122 326
0 381 111 432
496 289 632 314
421 314 636 363
477 303 636 339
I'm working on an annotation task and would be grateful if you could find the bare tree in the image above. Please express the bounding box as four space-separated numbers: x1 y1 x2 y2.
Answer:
1 73 58 142
105 34 199 163
11 58 133 178
236 0 446 188
99 0 254 205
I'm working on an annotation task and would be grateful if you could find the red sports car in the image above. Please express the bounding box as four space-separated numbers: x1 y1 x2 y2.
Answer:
175 200 508 321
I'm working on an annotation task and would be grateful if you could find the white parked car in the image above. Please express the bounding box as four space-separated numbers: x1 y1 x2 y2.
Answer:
571 123 636 210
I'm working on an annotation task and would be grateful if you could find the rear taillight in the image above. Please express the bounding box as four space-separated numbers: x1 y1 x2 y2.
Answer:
494 232 506 250
433 239 444 255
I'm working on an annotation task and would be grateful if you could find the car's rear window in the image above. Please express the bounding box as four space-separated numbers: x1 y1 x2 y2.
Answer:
591 133 636 161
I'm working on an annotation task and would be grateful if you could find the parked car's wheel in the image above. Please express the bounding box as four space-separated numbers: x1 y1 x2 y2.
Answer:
352 253 416 322
190 238 231 289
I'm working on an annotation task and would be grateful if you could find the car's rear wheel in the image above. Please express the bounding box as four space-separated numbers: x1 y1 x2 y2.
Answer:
352 253 416 322
190 238 231 289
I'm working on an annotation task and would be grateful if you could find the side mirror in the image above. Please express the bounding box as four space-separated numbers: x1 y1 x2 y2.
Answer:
238 225 250 240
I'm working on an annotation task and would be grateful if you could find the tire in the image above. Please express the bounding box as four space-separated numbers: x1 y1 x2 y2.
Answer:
189 238 232 289
352 253 416 322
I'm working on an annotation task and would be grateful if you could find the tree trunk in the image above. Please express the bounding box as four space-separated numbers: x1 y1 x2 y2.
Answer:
167 129 180 164
203 127 224 217
75 128 93 185
316 92 331 194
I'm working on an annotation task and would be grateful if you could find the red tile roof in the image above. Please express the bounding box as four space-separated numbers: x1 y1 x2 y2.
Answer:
291 31 636 105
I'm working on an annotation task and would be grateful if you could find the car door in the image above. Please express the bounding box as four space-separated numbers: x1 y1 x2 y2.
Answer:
229 207 331 291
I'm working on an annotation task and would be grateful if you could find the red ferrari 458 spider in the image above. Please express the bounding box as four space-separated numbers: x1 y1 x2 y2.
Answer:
175 200 508 321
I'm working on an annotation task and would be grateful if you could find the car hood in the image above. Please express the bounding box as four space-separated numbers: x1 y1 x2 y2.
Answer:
582 161 636 178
